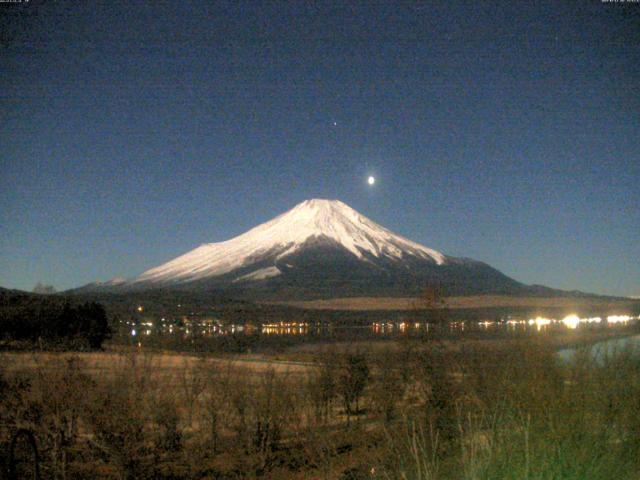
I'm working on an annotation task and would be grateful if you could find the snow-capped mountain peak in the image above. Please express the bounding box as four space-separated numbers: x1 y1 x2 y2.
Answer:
133 199 446 285
272 199 445 263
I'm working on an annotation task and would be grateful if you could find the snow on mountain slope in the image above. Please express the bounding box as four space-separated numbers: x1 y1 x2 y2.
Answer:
87 277 128 287
232 266 282 283
133 199 446 285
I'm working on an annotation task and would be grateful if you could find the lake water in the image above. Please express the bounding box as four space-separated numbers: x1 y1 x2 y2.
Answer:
260 314 640 337
557 333 640 363
134 313 640 342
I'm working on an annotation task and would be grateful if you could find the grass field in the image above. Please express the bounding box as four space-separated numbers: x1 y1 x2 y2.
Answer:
0 349 312 372
268 295 640 311
3 327 640 479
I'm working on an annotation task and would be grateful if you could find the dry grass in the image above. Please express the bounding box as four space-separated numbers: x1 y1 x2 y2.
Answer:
3 336 640 479
0 349 313 377
268 295 639 311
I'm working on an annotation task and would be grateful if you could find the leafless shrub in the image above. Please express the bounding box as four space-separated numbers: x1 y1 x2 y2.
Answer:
306 348 338 425
0 356 93 480
382 417 440 480
225 366 300 475
298 424 339 480
178 358 205 428
369 348 408 423
81 353 155 480
150 394 182 453
337 352 370 423
414 346 461 443
199 361 234 454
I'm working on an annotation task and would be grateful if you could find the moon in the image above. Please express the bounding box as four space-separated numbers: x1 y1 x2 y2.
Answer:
367 176 375 185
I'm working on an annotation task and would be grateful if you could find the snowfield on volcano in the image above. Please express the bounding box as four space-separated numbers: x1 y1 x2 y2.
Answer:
133 199 446 285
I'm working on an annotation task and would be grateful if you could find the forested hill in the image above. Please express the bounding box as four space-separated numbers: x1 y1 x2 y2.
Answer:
0 287 111 349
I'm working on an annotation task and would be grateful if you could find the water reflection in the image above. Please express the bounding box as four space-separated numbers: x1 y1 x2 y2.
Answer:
558 333 640 363
367 314 638 336
262 322 310 335
125 313 639 340
528 317 552 330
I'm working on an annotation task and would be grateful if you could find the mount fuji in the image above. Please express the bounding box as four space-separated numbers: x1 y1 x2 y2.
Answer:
83 199 527 299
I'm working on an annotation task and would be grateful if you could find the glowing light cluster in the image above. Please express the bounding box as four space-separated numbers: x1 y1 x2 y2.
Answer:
607 315 632 324
262 321 309 335
506 319 526 326
584 317 602 323
561 315 580 329
528 317 552 330
527 314 608 330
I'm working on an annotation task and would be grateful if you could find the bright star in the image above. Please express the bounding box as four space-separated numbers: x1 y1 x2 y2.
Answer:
367 176 375 185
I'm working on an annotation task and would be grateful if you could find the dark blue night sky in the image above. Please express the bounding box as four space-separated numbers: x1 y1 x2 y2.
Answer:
1 1 638 296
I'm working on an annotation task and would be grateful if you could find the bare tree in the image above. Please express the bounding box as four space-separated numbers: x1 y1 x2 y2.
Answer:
10 356 93 480
200 361 234 454
411 283 448 332
306 349 338 425
81 354 154 480
337 353 370 423
178 358 205 428
370 348 408 423
300 424 339 480
416 346 461 444
150 393 182 453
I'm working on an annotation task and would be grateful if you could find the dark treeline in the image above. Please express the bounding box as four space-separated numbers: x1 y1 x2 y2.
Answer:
0 290 111 349
68 288 640 329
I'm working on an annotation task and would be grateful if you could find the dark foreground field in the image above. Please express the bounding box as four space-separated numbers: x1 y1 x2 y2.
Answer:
2 332 640 480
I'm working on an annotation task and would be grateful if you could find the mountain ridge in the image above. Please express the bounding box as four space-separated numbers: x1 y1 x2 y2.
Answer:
132 198 449 287
74 199 578 300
